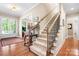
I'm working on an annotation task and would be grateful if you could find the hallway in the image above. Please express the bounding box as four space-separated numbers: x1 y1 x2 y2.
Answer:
57 38 79 56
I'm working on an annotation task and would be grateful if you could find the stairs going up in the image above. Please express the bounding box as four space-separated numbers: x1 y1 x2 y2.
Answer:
30 11 60 56
30 27 48 56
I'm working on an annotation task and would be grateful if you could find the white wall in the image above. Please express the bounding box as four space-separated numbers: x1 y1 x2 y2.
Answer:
21 3 58 20
58 4 67 41
19 3 59 37
67 14 79 39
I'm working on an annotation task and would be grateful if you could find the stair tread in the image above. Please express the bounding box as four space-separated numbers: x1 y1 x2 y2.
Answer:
39 35 47 38
30 46 46 56
40 32 47 35
38 37 47 40
39 34 55 36
38 38 47 42
34 41 47 47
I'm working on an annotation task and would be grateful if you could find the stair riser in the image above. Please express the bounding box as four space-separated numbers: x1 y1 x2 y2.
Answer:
41 30 47 34
40 33 47 36
30 46 46 56
40 33 56 37
38 37 54 42
33 42 47 51
39 35 47 38
37 39 47 44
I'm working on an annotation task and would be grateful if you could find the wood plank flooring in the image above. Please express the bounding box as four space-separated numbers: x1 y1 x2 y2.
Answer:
0 41 36 56
57 37 79 56
0 37 79 56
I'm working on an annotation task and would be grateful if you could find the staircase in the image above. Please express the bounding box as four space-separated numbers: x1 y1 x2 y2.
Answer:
29 4 66 56
30 11 60 56
30 13 59 56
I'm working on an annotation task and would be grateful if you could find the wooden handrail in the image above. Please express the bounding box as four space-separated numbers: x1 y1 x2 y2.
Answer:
46 13 58 29
48 13 60 33
31 7 57 30
46 13 60 55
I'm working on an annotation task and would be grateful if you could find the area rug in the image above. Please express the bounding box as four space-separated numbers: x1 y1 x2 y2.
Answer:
0 37 23 47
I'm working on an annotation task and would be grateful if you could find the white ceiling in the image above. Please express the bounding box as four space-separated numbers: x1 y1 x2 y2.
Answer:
63 3 79 15
1 3 78 17
0 3 38 18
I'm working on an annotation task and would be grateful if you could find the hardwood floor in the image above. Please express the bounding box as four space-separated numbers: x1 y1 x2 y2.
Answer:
0 37 79 56
57 37 79 56
0 41 36 56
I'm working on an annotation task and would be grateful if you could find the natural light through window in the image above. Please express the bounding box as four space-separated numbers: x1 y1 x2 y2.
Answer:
0 16 16 34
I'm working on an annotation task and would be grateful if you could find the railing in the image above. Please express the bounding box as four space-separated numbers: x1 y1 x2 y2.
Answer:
30 7 59 42
39 7 59 33
46 13 60 55
31 7 57 30
31 7 59 35
27 5 60 55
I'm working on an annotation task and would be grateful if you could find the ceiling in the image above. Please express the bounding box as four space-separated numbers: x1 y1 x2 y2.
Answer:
1 3 78 17
0 3 38 18
63 3 79 15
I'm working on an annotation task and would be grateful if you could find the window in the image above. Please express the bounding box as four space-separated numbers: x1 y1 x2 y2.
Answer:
0 16 16 34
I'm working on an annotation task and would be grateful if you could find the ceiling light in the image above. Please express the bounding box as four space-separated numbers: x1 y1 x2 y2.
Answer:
7 4 21 12
71 8 74 10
